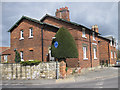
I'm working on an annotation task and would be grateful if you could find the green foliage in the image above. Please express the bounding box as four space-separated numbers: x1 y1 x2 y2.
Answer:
3 61 8 64
20 60 41 66
14 50 21 63
65 67 68 72
72 69 75 74
51 27 78 59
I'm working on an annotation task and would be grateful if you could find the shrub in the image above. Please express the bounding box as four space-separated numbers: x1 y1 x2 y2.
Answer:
65 67 68 72
20 60 41 66
51 27 78 60
14 50 21 63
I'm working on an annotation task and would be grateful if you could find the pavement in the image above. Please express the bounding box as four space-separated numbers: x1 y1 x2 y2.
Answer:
2 66 119 88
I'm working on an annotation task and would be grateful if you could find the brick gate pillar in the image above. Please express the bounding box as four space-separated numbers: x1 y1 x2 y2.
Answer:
60 60 66 78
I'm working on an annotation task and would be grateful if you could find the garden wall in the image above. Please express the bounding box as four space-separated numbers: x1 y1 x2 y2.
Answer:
1 62 59 80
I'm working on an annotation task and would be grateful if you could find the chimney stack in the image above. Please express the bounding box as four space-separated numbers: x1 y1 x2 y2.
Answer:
92 25 98 33
55 7 70 21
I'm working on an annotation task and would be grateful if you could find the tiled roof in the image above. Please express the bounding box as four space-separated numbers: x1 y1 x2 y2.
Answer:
40 14 101 35
0 47 10 55
2 48 11 55
8 16 59 32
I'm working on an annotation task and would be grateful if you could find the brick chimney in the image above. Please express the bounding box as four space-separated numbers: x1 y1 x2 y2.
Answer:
55 7 70 21
92 25 98 33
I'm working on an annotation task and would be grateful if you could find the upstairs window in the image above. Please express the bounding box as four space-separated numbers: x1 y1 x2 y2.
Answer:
93 32 95 40
82 28 86 38
110 41 112 46
111 51 113 59
20 30 24 40
29 28 33 38
93 47 97 59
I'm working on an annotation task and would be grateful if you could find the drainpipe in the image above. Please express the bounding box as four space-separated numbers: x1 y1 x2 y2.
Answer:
41 24 46 62
89 32 92 68
108 41 110 66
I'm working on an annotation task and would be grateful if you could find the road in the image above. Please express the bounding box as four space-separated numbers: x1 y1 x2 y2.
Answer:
2 76 118 88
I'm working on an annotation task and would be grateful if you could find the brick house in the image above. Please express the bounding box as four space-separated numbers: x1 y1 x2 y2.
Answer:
0 47 11 63
7 7 117 69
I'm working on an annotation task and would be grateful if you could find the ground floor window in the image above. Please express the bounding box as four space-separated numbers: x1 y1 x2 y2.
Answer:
94 47 97 59
83 46 88 60
20 51 24 61
4 55 8 62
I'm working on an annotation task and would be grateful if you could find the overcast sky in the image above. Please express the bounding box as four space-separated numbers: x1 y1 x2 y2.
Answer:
1 2 118 48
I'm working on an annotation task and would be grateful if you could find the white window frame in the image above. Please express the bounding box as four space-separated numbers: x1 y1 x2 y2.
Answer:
49 50 55 61
111 51 113 59
4 55 8 62
20 51 24 61
82 28 87 38
29 28 33 38
114 52 116 58
83 46 88 60
110 41 112 46
93 32 96 41
20 30 24 40
94 47 97 59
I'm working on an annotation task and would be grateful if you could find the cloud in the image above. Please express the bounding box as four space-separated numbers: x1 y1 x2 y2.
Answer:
1 2 118 48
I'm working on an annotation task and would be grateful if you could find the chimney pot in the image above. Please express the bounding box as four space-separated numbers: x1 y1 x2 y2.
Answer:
55 7 70 21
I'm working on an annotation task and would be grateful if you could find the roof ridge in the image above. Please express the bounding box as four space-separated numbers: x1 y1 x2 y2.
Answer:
8 15 59 32
40 14 100 35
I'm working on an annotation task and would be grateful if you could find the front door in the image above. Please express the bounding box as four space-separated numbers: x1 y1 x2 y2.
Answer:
49 50 55 61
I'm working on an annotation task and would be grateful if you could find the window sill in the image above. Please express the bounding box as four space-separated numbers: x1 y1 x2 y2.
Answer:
19 38 24 40
94 58 97 60
29 60 34 61
82 36 87 39
21 59 24 61
28 36 33 39
83 58 88 60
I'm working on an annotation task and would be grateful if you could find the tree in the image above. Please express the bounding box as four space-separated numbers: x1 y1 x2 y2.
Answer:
14 50 21 63
51 27 78 60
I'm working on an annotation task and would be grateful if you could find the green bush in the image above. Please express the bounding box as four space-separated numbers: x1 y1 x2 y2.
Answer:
14 50 21 63
51 27 78 59
65 67 68 72
20 60 41 66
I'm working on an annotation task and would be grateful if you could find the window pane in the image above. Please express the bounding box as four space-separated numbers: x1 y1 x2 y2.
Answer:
30 28 33 37
20 51 23 59
83 47 87 59
82 30 85 37
94 48 97 59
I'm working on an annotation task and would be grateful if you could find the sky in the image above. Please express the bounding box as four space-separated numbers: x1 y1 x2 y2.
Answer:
1 2 119 48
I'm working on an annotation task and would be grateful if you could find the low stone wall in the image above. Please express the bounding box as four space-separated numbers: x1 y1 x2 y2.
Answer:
1 62 59 80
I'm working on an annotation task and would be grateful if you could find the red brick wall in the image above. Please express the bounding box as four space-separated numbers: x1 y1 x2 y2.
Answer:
98 37 109 64
98 37 117 65
43 17 100 68
66 58 79 68
109 44 117 64
10 19 57 63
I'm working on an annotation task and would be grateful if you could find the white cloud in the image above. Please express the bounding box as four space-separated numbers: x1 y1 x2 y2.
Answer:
1 2 118 47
